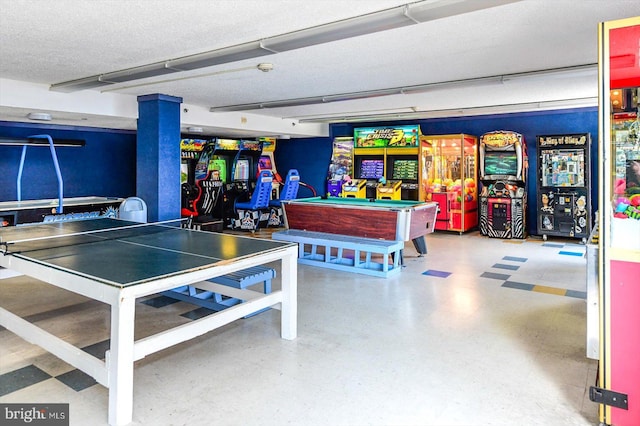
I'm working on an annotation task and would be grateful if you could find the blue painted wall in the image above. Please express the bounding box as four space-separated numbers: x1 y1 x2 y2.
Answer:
0 122 136 202
276 107 599 236
1 107 598 236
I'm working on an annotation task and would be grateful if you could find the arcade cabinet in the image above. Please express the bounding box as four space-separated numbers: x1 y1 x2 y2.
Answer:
353 125 421 200
180 138 226 231
180 138 207 218
422 134 479 232
478 131 527 239
536 133 592 241
327 136 354 197
227 139 266 229
258 137 281 199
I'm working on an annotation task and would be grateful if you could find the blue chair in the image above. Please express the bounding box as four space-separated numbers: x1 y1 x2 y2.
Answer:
268 169 300 226
233 170 273 230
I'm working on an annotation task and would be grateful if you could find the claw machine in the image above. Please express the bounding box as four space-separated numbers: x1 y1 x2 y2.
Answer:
536 133 592 242
421 134 478 232
590 16 640 426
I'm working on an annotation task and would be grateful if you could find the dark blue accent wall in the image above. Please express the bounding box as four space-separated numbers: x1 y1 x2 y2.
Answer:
276 107 599 236
0 122 137 202
1 107 598 236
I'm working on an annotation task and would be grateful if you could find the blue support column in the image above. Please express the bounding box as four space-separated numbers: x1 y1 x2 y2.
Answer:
137 94 183 222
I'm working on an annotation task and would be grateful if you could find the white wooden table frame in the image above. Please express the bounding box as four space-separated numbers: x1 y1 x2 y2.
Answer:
0 244 298 425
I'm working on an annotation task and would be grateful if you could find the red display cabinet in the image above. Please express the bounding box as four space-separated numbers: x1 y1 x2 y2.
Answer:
591 16 640 426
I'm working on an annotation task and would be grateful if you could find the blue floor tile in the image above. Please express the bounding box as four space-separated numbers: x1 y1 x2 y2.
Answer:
481 272 511 280
542 243 564 248
559 251 583 257
422 270 451 278
492 263 520 271
566 290 587 299
502 281 535 291
502 256 527 262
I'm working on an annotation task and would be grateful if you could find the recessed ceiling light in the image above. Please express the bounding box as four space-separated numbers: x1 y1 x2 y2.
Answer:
186 127 204 133
27 112 52 121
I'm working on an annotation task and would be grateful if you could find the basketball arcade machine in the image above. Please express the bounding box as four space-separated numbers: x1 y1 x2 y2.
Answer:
536 133 591 242
478 131 528 239
422 134 479 233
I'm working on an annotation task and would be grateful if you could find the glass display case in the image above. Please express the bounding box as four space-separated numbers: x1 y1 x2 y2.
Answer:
421 134 478 232
591 16 640 426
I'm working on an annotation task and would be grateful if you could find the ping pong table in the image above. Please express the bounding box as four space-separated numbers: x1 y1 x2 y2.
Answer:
0 218 298 426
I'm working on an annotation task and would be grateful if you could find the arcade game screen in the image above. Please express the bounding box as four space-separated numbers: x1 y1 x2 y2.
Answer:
258 156 272 170
391 159 419 181
358 159 384 179
483 152 518 176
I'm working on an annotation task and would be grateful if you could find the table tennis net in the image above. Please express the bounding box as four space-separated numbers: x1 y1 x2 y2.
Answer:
0 219 186 255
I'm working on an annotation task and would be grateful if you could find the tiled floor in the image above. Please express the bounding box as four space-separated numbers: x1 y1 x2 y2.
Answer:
0 230 598 425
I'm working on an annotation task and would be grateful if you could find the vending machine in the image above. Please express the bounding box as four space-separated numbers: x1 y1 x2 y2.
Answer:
536 133 591 241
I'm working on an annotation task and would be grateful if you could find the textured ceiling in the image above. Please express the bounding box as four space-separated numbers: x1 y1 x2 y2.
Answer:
1 0 639 137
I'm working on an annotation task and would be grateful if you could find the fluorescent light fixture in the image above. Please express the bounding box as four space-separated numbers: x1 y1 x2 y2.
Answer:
27 112 52 121
210 96 328 112
262 8 414 52
50 0 522 92
167 42 275 71
400 75 504 94
500 64 597 83
322 88 403 102
50 75 113 92
100 62 180 83
211 64 597 112
406 0 522 22
296 97 598 123
186 126 204 133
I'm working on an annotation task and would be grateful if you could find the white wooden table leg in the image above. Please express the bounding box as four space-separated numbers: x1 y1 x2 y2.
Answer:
280 247 298 340
108 295 136 426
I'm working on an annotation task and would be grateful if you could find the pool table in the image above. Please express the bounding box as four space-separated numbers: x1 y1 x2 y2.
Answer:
279 196 438 254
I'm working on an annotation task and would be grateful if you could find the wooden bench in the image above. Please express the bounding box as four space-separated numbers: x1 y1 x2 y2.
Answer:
272 229 403 278
162 265 275 317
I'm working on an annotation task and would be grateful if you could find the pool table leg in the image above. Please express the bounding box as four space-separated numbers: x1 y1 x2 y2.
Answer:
412 237 427 256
